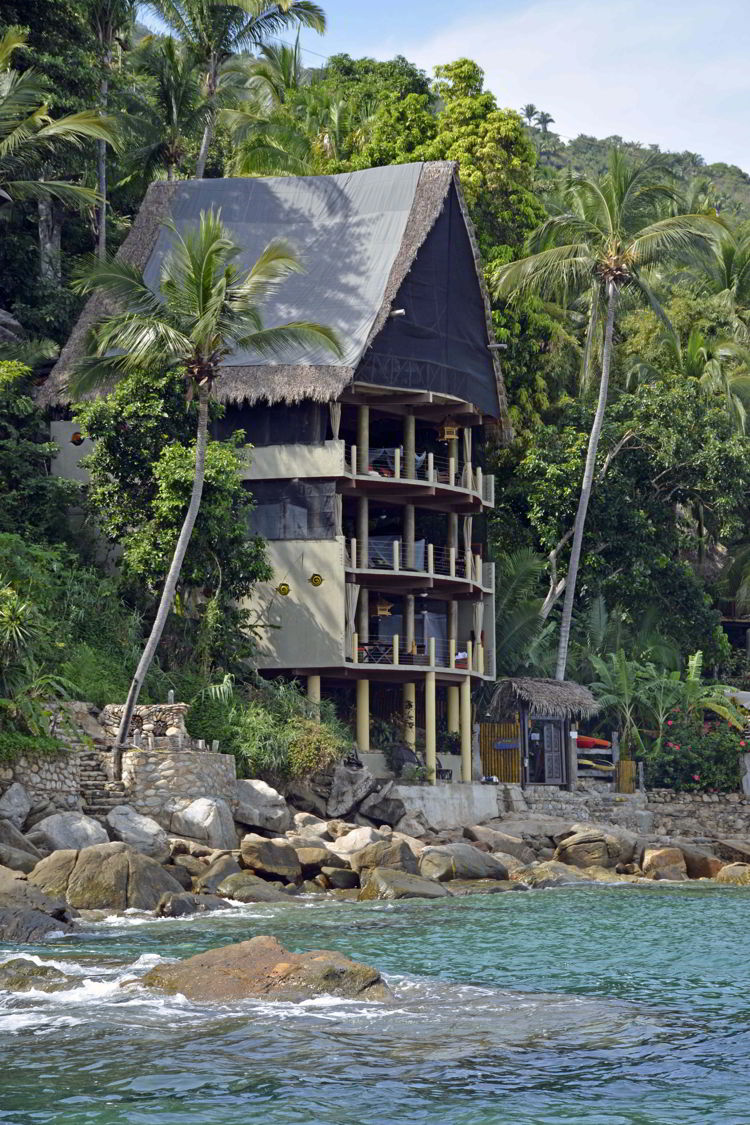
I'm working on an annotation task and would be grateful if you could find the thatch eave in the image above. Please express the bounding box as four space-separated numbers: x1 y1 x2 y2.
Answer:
487 677 601 721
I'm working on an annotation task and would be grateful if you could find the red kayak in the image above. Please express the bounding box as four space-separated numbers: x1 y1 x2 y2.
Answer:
575 735 612 749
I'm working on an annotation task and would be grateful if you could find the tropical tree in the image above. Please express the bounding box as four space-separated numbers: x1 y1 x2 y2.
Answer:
128 36 208 180
492 548 554 675
520 103 537 127
492 149 724 680
143 0 326 178
71 207 341 754
535 110 554 133
247 31 305 106
683 226 750 338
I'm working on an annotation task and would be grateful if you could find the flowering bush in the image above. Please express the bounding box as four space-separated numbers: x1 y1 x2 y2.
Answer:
643 714 744 792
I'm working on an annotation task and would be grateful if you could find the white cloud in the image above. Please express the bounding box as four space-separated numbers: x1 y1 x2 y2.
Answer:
376 0 750 172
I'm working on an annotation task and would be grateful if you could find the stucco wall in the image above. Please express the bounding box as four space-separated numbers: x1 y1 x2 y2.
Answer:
49 420 93 483
241 440 345 481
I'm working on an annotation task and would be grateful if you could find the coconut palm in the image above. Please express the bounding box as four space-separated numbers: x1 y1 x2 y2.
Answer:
492 149 724 681
71 207 341 753
520 103 538 127
535 110 554 133
248 30 305 106
143 0 326 178
0 26 117 209
682 227 750 339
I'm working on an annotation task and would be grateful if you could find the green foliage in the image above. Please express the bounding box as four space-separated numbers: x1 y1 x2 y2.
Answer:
0 727 62 764
642 715 743 792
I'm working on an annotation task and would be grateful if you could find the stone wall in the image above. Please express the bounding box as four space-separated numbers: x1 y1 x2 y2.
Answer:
0 752 81 811
99 703 196 750
121 749 237 820
646 790 750 838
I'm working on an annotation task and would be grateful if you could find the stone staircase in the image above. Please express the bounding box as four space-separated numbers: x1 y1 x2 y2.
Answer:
78 750 127 819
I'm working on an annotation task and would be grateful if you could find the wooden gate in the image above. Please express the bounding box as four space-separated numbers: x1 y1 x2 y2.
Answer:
480 721 522 783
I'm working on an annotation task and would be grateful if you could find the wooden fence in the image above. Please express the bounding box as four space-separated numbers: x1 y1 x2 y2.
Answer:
479 721 522 783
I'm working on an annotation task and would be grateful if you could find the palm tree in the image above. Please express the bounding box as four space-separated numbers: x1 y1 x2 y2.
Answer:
683 226 750 339
520 103 537 127
492 150 724 681
143 0 326 178
535 110 554 133
492 548 552 675
91 0 137 258
71 207 341 754
128 36 208 180
0 26 117 209
248 30 305 105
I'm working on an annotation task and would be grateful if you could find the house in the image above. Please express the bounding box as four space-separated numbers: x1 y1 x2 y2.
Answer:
42 160 512 783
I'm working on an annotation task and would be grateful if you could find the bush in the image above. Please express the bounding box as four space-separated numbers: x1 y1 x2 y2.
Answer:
643 715 744 792
0 729 62 764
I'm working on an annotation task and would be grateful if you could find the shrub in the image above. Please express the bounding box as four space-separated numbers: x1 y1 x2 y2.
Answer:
643 715 744 792
0 729 62 764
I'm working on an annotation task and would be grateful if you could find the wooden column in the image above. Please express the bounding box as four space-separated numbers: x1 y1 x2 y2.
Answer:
357 404 369 473
403 682 416 749
356 678 370 753
460 674 472 782
425 671 436 783
404 412 416 479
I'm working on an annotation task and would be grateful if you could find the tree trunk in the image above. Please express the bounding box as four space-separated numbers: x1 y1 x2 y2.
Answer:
195 60 218 179
555 280 619 681
167 164 175 181
580 286 599 397
96 68 109 260
38 196 62 284
114 385 211 761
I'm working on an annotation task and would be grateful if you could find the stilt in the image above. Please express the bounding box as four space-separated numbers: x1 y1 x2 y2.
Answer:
460 674 472 782
357 404 370 473
403 682 416 749
425 671 436 783
404 503 415 569
356 678 370 753
404 413 415 479
307 675 321 705
447 685 459 733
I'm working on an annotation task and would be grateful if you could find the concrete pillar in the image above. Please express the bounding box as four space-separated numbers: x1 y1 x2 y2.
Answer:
403 682 416 749
357 405 370 473
357 588 369 643
356 678 370 753
460 674 472 782
307 675 321 704
425 671 436 783
357 496 369 566
404 593 415 654
404 413 416 478
448 599 458 641
403 503 415 569
448 513 458 550
447 685 460 733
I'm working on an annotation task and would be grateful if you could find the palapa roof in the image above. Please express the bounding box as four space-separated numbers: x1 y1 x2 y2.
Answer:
487 678 601 721
41 161 511 438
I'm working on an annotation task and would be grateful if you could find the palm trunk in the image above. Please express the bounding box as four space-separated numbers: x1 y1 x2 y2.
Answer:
114 385 210 765
555 280 619 681
96 67 109 260
580 287 599 397
195 61 218 179
38 196 62 284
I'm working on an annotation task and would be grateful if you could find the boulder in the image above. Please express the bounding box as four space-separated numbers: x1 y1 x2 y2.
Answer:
419 843 509 883
28 812 108 852
326 819 358 839
240 834 302 882
294 821 333 842
105 806 169 862
0 864 77 941
31 842 183 911
162 863 193 890
173 853 208 877
0 782 31 828
673 842 723 880
642 847 688 881
358 867 452 901
328 826 384 857
321 866 359 889
142 935 391 1003
234 779 291 834
358 782 407 826
0 818 40 858
284 776 330 819
715 863 750 885
326 764 378 819
554 828 631 870
491 850 524 875
0 957 75 992
465 825 536 864
217 872 294 903
294 845 347 877
348 839 418 876
0 843 37 873
391 831 426 859
394 812 430 839
293 811 326 831
510 861 601 888
448 879 525 896
714 839 750 864
170 798 236 850
156 892 230 917
193 853 241 893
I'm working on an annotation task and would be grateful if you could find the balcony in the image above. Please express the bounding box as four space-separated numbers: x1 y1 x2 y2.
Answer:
345 537 493 595
345 634 491 678
342 444 494 509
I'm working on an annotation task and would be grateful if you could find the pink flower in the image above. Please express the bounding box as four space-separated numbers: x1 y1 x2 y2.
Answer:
675 744 681 750
667 720 673 726
667 741 674 748
741 741 746 747
692 774 701 781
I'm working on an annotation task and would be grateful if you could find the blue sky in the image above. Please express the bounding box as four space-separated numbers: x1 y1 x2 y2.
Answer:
141 1 750 172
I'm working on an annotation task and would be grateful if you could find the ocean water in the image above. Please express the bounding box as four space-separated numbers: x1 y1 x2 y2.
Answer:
1 884 749 1125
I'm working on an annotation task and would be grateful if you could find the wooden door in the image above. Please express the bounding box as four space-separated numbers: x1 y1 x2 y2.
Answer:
542 721 564 785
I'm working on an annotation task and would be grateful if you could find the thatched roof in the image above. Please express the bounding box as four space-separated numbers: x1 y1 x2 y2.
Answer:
487 678 601 721
40 162 511 439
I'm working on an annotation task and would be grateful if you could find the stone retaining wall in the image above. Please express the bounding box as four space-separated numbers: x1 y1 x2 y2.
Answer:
0 752 81 811
646 789 750 837
121 749 237 819
99 703 195 750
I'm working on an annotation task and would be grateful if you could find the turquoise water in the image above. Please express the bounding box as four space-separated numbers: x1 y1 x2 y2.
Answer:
2 884 750 1124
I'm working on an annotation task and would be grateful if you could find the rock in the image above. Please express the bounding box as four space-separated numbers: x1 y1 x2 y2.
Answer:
285 776 330 819
234 779 291 834
326 819 358 839
156 892 230 917
105 806 169 862
0 864 77 941
142 935 391 1002
321 866 359 889
716 863 750 885
173 854 208 877
163 863 193 890
465 825 536 864
714 839 750 864
0 957 74 992
0 843 37 873
293 811 327 832
294 845 347 877
391 831 426 859
31 842 183 911
491 850 524 875
29 812 108 852
419 843 509 882
448 879 527 896
24 800 57 831
394 812 430 838
358 782 407 827
510 861 601 888
193 853 241 893
642 847 688 881
328 826 384 857
301 879 325 894
326 764 378 819
170 798 236 850
673 842 723 879
349 839 418 876
240 834 301 882
217 872 294 903
0 782 31 828
554 828 631 870
0 818 41 858
358 867 452 901
295 821 333 842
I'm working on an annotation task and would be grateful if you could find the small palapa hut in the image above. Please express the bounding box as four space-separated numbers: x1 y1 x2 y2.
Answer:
486 677 600 789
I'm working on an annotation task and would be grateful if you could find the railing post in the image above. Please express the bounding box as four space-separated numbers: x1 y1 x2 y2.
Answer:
427 543 434 574
394 447 401 480
449 546 455 577
475 553 482 584
427 452 434 482
448 456 455 486
352 631 359 663
392 634 399 665
392 540 400 572
449 637 456 669
467 638 474 672
350 537 357 569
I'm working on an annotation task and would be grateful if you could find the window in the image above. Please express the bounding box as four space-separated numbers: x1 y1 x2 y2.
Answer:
245 479 337 540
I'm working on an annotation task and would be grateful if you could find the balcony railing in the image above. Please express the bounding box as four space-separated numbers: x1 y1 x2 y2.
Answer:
344 444 493 504
346 537 491 588
346 634 488 674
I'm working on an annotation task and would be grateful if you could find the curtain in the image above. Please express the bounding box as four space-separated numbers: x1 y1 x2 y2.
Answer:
334 492 343 536
329 401 341 440
345 583 360 658
463 515 473 576
472 599 484 645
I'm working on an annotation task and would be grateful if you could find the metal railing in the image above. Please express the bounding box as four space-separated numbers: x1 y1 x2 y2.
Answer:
346 538 491 587
343 444 487 499
346 634 487 674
